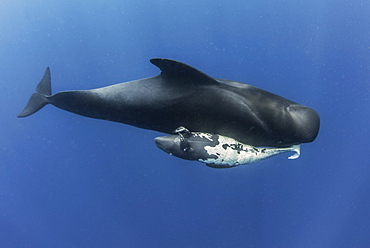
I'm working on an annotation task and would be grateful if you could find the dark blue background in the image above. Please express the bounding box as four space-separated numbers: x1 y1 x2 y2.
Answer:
1 0 369 247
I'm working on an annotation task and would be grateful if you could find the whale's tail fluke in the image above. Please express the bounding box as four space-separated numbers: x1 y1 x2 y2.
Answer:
18 67 51 118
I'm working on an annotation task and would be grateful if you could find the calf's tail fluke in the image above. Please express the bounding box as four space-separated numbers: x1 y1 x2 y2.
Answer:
288 144 301 159
17 67 51 118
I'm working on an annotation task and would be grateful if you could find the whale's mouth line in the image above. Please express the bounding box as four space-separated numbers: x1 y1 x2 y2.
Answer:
154 137 169 153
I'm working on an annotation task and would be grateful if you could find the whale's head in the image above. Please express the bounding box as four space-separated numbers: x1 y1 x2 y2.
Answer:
285 104 320 145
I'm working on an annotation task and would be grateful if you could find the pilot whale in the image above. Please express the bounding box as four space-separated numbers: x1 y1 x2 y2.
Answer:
155 126 301 168
18 58 320 147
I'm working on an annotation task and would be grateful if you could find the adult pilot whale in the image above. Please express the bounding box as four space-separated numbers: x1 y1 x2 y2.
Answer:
18 58 320 147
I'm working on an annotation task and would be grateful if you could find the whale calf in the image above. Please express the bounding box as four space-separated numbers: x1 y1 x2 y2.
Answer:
18 58 320 147
155 126 301 168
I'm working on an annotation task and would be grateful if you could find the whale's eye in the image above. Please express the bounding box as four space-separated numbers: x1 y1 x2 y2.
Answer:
179 135 191 152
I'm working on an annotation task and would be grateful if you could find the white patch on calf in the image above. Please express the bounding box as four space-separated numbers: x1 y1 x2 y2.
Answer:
193 132 213 141
199 135 300 167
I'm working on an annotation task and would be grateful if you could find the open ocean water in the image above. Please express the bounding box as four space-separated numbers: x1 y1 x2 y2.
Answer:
1 0 369 247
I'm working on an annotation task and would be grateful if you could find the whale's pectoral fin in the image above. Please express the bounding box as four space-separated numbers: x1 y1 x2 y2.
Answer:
17 67 51 117
150 58 218 86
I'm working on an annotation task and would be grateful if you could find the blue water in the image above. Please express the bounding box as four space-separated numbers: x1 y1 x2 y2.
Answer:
1 0 369 247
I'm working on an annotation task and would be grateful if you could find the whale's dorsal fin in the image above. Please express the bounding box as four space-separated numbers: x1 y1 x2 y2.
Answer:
150 58 218 85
